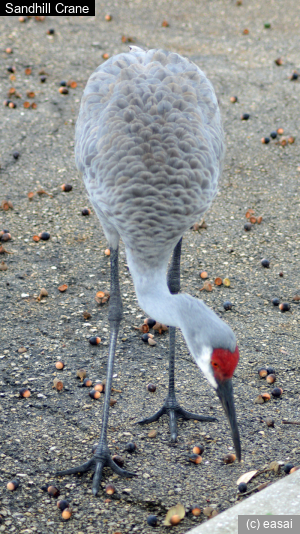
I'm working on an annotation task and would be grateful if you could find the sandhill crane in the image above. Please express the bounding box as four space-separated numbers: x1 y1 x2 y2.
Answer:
57 46 241 495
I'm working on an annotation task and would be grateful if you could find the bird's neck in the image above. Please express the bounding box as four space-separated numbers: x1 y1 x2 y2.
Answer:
126 253 184 327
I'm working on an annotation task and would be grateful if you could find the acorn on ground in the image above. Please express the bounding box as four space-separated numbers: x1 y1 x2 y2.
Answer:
261 137 270 144
200 271 208 279
191 505 201 516
283 463 294 474
112 455 124 467
272 298 280 306
55 361 65 370
147 383 156 392
53 378 63 391
265 416 275 427
105 483 116 495
48 485 60 497
19 387 31 398
261 392 271 401
94 382 104 392
170 515 181 525
223 301 233 311
271 387 283 398
266 374 276 384
89 336 101 345
83 378 93 387
147 515 158 527
238 482 247 493
76 368 86 381
244 222 252 231
261 258 270 268
61 508 72 520
7 479 20 491
124 442 136 453
241 113 250 120
89 389 100 400
258 367 268 378
61 184 72 192
39 231 50 240
192 444 204 455
230 96 238 103
223 453 236 464
57 500 70 511
188 453 202 464
82 207 90 216
37 288 48 301
145 317 156 328
279 303 290 312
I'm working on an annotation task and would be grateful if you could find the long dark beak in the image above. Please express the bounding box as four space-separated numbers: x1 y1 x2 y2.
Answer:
216 379 241 461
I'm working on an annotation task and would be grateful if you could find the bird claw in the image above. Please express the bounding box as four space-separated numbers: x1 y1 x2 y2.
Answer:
137 396 217 441
56 449 136 496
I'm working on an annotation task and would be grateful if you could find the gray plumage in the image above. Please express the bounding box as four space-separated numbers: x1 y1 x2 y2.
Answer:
75 47 225 268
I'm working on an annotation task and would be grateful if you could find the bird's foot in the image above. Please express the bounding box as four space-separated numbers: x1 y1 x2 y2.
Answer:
56 444 136 496
137 396 217 442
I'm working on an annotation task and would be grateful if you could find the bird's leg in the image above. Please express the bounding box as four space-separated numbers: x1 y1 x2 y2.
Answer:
137 238 216 441
56 247 136 495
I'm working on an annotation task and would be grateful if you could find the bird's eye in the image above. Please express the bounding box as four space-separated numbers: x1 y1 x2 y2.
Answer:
212 361 218 368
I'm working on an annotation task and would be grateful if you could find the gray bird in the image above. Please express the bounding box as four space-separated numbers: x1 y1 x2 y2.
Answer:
57 46 241 495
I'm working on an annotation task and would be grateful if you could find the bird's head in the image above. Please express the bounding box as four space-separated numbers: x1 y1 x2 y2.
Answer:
180 296 241 461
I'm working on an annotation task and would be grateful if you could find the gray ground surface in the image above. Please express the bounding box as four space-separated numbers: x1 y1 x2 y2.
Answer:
0 1 300 533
